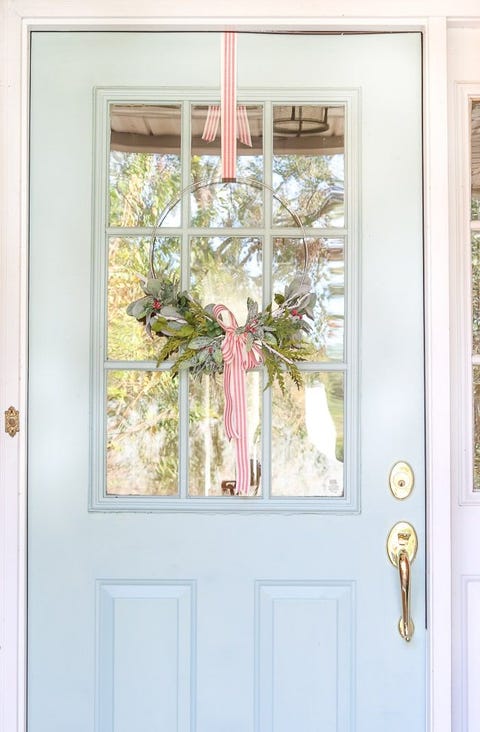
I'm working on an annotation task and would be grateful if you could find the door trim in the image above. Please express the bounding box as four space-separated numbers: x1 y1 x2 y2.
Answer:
0 6 453 732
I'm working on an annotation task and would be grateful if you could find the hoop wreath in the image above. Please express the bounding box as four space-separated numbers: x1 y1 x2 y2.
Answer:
127 178 316 494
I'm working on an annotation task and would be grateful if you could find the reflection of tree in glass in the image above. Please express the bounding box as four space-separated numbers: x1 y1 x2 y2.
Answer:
188 236 262 496
191 236 262 324
473 235 480 353
473 236 480 488
107 370 179 495
108 237 180 361
109 151 181 227
272 372 344 497
189 374 261 496
273 238 344 361
106 140 344 496
273 154 344 228
472 198 480 220
189 376 228 496
474 368 480 490
107 236 180 493
190 154 264 227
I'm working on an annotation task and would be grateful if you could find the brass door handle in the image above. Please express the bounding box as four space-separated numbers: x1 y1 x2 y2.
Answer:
387 521 418 642
398 550 414 641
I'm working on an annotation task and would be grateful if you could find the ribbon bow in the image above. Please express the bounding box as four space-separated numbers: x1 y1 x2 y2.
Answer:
213 304 263 495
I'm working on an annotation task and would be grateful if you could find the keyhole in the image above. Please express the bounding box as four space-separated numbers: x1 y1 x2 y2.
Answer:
389 462 414 499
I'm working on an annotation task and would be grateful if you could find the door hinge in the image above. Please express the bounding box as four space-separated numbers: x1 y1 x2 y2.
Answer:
4 406 20 437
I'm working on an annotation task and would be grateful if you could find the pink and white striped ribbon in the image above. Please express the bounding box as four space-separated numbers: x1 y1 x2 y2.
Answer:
221 31 237 181
213 304 263 495
201 34 252 177
202 105 221 143
237 105 252 147
201 105 252 147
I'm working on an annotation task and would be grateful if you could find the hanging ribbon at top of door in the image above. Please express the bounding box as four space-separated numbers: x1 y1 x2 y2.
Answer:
201 32 252 181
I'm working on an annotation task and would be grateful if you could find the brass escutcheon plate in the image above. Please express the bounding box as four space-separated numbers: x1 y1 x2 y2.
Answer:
387 521 418 567
4 406 19 437
389 461 414 500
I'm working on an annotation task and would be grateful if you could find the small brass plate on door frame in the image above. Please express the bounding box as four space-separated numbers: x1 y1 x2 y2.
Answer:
389 461 414 500
4 406 19 437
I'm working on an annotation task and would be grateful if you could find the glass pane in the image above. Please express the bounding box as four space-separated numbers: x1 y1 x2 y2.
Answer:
273 104 345 228
189 372 262 496
273 237 344 361
109 104 182 227
474 366 480 490
108 236 180 361
190 237 262 325
106 370 179 495
472 101 480 220
271 371 344 497
190 104 264 226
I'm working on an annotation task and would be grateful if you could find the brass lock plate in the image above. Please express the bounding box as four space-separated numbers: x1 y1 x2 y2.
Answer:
387 521 418 567
389 461 414 500
4 406 19 437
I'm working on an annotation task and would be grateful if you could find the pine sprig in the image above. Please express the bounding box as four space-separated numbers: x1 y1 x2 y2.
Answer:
156 336 188 365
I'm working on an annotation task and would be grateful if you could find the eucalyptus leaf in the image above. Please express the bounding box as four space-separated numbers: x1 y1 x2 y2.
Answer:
144 278 164 298
174 325 195 337
196 348 209 364
150 317 169 333
247 298 258 320
213 348 224 365
177 357 195 370
263 331 278 345
160 305 183 319
188 336 213 350
245 332 254 351
284 275 312 301
126 297 151 319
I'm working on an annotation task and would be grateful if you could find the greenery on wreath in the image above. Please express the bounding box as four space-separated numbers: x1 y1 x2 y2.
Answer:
126 274 316 392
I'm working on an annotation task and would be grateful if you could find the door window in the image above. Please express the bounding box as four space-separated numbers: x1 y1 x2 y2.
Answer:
91 92 357 509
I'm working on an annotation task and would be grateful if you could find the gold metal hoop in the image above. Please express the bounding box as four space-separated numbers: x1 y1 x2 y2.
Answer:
148 177 309 280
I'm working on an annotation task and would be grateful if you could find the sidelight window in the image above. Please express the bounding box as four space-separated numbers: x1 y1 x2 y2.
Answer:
472 101 480 489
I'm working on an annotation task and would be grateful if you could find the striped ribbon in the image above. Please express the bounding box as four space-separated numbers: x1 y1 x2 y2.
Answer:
237 105 252 147
213 304 263 495
202 105 221 143
221 31 237 181
201 33 252 180
202 105 252 148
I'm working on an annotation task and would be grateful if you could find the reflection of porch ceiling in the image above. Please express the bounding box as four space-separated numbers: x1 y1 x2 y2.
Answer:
110 104 345 156
473 102 480 198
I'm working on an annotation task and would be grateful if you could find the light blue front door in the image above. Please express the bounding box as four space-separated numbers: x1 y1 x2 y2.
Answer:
28 32 424 731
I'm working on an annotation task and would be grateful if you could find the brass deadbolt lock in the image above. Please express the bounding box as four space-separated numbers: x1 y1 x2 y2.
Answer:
389 461 414 500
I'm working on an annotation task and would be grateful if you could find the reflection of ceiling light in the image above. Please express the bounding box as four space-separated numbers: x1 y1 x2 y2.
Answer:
273 106 329 137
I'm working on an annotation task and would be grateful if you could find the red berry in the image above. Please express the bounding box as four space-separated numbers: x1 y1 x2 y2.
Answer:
153 299 161 310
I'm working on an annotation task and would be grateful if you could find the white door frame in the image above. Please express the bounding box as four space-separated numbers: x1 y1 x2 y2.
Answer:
0 3 458 731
